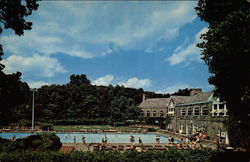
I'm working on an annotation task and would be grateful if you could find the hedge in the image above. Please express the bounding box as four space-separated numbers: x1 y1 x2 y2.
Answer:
0 149 249 162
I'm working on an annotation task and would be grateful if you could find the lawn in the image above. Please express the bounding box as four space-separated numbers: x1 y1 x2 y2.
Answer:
53 125 149 132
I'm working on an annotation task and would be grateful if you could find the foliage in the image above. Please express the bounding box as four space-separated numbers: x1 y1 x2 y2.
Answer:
147 128 157 132
21 74 165 124
52 118 110 125
0 72 30 125
0 72 167 125
0 0 39 125
0 149 248 162
195 0 250 148
0 0 39 36
0 134 61 152
172 88 190 96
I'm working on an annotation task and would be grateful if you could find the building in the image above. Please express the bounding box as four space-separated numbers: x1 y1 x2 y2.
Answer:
139 94 169 118
139 89 229 143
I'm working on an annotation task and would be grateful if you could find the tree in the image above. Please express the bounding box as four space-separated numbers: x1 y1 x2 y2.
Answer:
195 0 250 148
0 0 39 125
69 74 91 86
0 72 30 124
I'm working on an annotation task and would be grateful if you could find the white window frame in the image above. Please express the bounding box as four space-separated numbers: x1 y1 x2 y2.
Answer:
201 106 208 116
181 108 186 116
212 102 227 116
193 106 200 116
187 107 192 116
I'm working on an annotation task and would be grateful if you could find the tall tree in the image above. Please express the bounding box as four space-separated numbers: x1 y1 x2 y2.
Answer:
196 0 250 148
0 0 39 125
0 72 30 124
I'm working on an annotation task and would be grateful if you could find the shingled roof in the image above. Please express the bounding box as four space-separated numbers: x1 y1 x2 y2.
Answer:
174 91 213 106
171 92 213 104
139 98 169 109
139 91 213 109
170 96 193 104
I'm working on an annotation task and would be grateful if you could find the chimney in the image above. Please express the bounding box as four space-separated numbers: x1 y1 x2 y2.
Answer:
142 94 147 102
190 88 202 96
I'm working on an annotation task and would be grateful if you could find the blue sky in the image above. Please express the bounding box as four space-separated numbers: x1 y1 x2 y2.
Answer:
1 1 213 93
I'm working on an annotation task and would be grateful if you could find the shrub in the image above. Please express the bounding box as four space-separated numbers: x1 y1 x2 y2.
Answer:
0 134 62 152
0 149 249 162
113 122 126 127
147 128 156 132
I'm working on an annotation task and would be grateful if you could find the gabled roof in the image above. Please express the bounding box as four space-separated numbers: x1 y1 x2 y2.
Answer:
139 91 214 109
175 92 213 106
139 98 169 109
190 91 213 103
169 96 193 105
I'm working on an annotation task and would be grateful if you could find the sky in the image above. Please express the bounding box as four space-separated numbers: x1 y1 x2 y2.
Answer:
1 1 213 93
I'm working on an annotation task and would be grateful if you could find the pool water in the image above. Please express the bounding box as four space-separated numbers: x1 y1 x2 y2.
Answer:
0 132 177 143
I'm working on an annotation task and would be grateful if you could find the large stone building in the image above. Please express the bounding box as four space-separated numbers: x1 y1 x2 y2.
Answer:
139 89 229 143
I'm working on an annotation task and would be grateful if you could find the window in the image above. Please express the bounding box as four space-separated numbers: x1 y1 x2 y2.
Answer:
160 111 164 117
140 111 144 116
213 103 227 116
219 104 224 109
181 108 186 116
153 111 157 117
194 107 200 116
188 107 192 115
213 104 218 116
147 111 150 117
201 106 208 116
168 108 174 116
219 104 224 116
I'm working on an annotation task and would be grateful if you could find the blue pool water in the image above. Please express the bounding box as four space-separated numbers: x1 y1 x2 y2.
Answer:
0 132 177 143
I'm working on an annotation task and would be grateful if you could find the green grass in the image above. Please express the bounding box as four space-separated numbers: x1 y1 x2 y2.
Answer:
53 125 146 132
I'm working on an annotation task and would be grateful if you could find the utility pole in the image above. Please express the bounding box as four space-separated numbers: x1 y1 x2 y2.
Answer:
31 88 35 132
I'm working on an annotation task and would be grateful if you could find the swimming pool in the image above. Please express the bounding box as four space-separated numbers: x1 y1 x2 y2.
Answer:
0 132 177 143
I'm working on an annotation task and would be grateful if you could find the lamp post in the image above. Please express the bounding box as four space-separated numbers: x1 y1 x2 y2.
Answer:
31 88 36 132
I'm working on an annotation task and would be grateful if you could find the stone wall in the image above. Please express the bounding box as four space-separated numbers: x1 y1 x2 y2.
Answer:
171 102 228 141
140 108 168 118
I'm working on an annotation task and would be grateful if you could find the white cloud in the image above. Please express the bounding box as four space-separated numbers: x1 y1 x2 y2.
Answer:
167 27 208 65
118 77 151 89
2 1 198 59
27 81 49 88
92 74 114 86
159 47 165 52
156 83 190 94
92 74 151 89
2 54 67 77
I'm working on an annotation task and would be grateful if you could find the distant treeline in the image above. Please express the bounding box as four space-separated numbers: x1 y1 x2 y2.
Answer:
0 73 195 126
0 74 171 125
